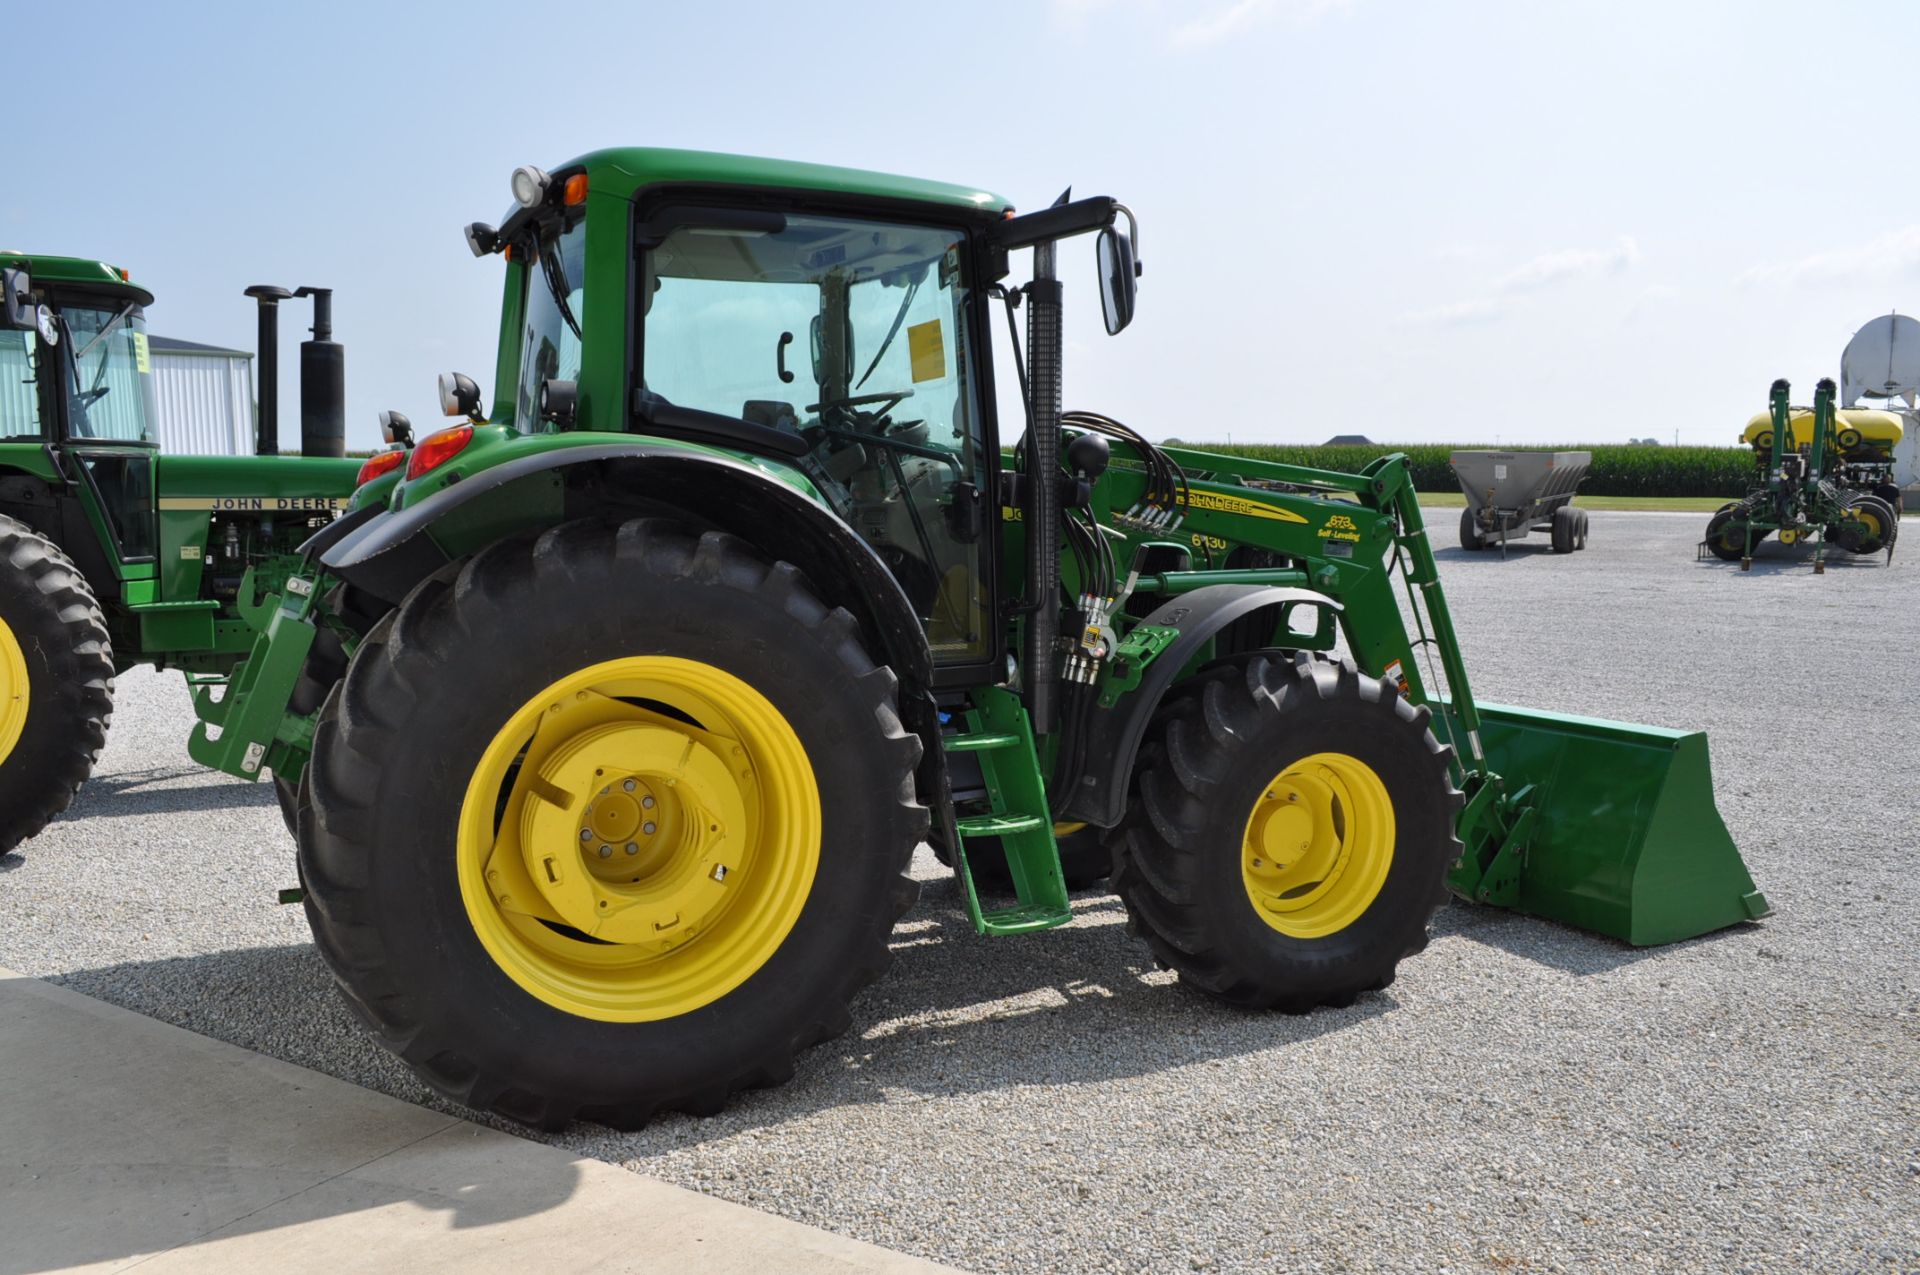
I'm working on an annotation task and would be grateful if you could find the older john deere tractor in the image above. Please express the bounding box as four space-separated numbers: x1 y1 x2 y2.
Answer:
0 256 401 854
192 149 1768 1129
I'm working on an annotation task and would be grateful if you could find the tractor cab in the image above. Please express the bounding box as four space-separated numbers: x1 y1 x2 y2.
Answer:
0 256 162 589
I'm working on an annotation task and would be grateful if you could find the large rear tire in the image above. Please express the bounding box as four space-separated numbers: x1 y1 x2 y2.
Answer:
299 520 926 1128
0 515 113 854
1109 653 1457 1011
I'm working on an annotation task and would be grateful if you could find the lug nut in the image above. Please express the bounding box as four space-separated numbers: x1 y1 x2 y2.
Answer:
643 822 657 835
598 844 612 858
625 842 639 856
623 779 637 792
642 795 656 809
579 829 592 842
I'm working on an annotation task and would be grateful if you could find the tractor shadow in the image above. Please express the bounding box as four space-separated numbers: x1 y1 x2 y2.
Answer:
60 764 277 820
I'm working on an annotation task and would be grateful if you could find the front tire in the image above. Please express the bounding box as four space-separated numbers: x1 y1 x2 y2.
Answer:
300 520 927 1127
0 516 113 854
1110 653 1457 1011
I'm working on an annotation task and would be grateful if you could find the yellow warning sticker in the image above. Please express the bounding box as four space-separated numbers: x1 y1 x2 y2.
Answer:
132 330 150 374
906 319 946 383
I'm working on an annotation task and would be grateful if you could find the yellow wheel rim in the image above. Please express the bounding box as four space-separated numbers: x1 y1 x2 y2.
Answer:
0 616 28 768
457 655 821 1022
1240 751 1394 939
1856 509 1884 540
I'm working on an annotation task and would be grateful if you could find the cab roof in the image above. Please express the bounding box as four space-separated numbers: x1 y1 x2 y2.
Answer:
569 148 1012 218
0 251 153 306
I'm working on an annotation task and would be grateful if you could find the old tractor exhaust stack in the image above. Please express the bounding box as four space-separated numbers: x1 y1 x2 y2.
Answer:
243 284 345 458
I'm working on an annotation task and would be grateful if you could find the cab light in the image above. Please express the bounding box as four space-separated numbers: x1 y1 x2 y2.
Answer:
355 448 407 486
563 173 588 205
406 424 474 480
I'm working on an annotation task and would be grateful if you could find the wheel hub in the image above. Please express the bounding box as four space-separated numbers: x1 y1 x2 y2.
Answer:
0 616 28 767
1240 752 1396 938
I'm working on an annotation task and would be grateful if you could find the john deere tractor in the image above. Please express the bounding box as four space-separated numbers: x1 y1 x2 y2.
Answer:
0 255 380 853
191 149 1767 1129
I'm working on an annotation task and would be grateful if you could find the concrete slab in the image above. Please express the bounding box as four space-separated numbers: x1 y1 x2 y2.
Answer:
0 970 958 1275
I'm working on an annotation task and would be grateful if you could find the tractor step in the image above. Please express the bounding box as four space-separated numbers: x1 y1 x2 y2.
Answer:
944 689 1073 936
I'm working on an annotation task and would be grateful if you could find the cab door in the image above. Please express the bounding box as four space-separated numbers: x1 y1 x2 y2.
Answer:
54 301 160 574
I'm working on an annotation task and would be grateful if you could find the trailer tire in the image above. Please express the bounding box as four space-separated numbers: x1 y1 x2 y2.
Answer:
0 515 113 855
1573 507 1590 549
1109 653 1457 1012
1550 505 1578 553
299 519 925 1129
1703 508 1759 561
1457 509 1484 551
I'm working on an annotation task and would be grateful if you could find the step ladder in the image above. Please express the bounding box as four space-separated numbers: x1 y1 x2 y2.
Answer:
945 687 1073 936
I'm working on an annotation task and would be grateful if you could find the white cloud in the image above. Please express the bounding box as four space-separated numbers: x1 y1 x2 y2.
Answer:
1172 0 1354 47
1404 235 1642 325
1399 297 1508 326
1737 225 1920 287
1492 236 1641 294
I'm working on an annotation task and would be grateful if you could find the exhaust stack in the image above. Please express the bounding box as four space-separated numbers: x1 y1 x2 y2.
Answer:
243 285 293 456
294 287 345 458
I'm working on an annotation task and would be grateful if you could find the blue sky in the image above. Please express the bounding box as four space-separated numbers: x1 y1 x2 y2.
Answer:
15 0 1919 449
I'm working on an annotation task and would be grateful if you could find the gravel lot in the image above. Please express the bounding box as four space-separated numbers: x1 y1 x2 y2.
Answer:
2 509 1915 1274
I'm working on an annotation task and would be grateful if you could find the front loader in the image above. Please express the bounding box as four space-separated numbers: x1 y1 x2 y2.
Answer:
192 148 1767 1129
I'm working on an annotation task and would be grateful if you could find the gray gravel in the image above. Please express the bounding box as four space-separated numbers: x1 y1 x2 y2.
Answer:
1 509 1916 1274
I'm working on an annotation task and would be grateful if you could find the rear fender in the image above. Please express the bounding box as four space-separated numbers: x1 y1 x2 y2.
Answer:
316 442 933 687
1057 583 1343 827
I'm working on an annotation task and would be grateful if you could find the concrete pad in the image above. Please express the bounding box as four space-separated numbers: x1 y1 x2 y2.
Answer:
0 970 958 1275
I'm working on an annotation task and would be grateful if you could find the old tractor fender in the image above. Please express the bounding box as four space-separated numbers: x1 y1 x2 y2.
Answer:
311 443 934 688
1056 583 1343 828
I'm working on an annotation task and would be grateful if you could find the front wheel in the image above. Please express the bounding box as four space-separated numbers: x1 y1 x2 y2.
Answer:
299 520 927 1128
1110 653 1457 1011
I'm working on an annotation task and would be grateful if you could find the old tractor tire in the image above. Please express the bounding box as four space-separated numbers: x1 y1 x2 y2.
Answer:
1834 494 1898 555
1703 507 1758 561
1109 652 1457 1011
1550 505 1578 553
299 519 926 1129
1457 508 1484 551
961 823 1111 893
0 515 114 854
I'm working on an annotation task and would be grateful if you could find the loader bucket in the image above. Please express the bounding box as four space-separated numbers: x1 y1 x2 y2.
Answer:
1451 703 1771 946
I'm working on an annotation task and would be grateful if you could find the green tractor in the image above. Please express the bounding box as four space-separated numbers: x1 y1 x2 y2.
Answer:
1703 378 1900 569
0 255 389 853
191 149 1767 1129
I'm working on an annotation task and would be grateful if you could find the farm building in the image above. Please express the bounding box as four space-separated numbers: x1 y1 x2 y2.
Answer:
149 336 253 454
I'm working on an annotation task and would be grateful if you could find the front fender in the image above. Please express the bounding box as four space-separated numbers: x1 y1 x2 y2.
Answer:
1057 583 1343 828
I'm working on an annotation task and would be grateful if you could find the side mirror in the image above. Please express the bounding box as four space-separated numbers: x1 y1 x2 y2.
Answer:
1096 228 1138 336
378 410 414 447
1 268 33 329
437 371 483 420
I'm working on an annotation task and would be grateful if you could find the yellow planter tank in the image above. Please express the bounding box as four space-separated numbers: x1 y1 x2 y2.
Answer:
1742 407 1903 457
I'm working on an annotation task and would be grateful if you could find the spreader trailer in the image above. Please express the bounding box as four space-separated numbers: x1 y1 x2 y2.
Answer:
1452 449 1591 555
191 149 1767 1129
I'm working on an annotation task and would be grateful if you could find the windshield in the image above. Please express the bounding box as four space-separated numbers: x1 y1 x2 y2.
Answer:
514 208 588 432
640 210 992 663
62 304 158 443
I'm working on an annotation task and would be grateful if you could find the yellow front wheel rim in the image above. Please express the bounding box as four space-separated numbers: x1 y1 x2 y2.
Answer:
457 655 821 1022
0 616 28 768
1240 751 1394 939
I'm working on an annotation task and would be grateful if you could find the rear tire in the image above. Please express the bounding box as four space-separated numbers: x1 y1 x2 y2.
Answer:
1458 508 1484 551
0 515 114 854
1573 507 1590 549
1109 653 1457 1011
300 519 926 1128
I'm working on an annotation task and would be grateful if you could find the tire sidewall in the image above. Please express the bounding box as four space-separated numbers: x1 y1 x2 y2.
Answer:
1182 687 1450 987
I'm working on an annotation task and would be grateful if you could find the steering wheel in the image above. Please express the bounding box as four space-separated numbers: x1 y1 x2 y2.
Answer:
808 389 915 418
